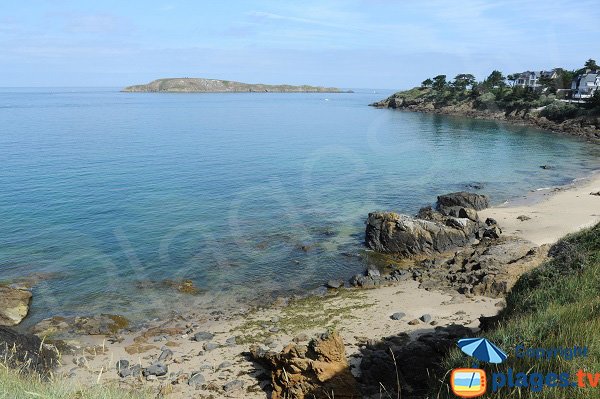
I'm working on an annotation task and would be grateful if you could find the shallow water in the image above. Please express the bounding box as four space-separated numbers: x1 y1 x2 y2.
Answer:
1 88 598 325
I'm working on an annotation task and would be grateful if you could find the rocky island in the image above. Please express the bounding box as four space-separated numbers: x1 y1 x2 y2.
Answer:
122 78 352 93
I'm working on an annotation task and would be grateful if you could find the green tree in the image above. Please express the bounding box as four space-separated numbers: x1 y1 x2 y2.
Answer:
507 74 518 87
484 70 506 89
452 74 476 91
588 90 600 108
584 58 598 70
432 75 447 91
421 78 433 88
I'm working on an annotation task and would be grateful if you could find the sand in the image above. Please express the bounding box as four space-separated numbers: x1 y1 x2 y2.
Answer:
54 171 600 398
480 172 600 246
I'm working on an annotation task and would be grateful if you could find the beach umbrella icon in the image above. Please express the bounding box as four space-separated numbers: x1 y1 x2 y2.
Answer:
457 338 507 364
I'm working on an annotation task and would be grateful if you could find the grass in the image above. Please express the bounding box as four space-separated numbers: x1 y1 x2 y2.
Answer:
0 365 149 399
432 222 600 398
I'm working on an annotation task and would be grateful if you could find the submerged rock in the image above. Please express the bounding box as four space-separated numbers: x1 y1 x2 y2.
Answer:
0 286 32 326
32 314 129 337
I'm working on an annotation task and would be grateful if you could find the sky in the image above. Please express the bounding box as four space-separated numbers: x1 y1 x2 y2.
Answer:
1 0 598 89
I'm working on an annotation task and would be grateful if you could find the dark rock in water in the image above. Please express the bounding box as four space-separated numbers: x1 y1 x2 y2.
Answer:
540 165 554 170
436 192 489 212
326 280 344 289
0 286 32 326
466 182 485 190
420 314 432 323
143 362 168 377
193 331 214 341
365 212 479 256
391 312 406 320
188 372 206 386
0 327 58 373
250 331 360 398
223 380 245 392
116 359 129 371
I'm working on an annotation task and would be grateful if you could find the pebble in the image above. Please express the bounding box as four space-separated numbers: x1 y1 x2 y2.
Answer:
143 363 168 377
408 319 420 325
269 327 280 333
194 331 214 341
188 372 205 386
203 342 219 351
218 361 233 370
158 349 173 362
390 312 406 320
225 336 237 346
146 374 157 381
420 314 433 323
116 359 129 371
223 380 244 392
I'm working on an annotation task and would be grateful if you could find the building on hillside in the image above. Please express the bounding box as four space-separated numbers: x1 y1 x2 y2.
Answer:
513 69 558 89
571 71 600 99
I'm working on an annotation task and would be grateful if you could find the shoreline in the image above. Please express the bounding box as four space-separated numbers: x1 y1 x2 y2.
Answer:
32 169 599 398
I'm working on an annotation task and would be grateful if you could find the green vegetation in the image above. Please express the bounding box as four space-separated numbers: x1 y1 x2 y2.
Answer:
432 222 600 398
411 59 600 119
0 366 148 399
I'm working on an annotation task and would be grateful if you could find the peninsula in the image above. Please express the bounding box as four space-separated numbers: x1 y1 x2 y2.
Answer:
122 78 352 93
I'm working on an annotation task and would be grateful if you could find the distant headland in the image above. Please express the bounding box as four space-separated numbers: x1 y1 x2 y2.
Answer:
122 78 353 93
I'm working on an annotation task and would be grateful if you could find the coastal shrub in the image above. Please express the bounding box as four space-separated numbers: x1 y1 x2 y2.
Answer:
541 101 580 122
474 92 497 110
0 366 149 399
432 223 600 399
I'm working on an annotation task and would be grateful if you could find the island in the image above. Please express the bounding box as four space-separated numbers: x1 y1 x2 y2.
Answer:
122 78 353 93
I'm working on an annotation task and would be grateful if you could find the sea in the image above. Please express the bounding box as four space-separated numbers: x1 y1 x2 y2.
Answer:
1 87 599 327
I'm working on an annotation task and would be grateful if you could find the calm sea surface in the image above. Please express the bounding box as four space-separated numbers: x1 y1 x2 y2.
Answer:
1 88 599 325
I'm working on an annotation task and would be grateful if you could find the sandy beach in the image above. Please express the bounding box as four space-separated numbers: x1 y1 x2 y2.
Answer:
49 172 600 398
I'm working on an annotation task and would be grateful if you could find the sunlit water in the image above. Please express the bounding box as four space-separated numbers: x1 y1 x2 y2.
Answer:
1 88 598 326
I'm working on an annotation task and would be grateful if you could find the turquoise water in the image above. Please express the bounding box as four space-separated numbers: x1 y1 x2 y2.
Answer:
1 88 599 325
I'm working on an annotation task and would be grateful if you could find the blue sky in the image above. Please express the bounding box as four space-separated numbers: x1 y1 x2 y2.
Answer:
1 0 598 89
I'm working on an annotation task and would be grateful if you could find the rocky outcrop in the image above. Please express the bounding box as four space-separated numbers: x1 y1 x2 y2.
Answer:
436 192 489 213
250 331 360 399
416 237 547 297
123 78 352 93
0 327 58 373
0 286 32 326
365 211 480 256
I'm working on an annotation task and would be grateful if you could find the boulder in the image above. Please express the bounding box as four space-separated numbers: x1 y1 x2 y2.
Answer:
0 327 58 373
365 212 479 256
0 286 32 326
250 331 360 399
436 192 489 212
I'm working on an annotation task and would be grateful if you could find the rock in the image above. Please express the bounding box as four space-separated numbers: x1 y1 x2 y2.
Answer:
143 362 168 377
203 342 219 351
218 361 232 369
485 217 498 226
146 374 157 381
193 331 214 341
408 319 420 325
293 333 309 343
33 314 129 337
540 164 554 170
119 368 132 378
367 268 381 278
420 314 432 323
223 380 244 392
158 349 173 362
326 280 344 289
188 372 205 386
517 215 531 221
116 359 129 371
0 327 58 373
390 312 406 320
466 182 484 190
250 331 360 399
590 191 600 196
225 336 237 346
458 207 479 222
365 212 480 256
0 286 32 326
482 226 502 239
436 192 489 212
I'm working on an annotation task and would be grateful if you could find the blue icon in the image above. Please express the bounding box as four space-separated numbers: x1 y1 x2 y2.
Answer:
458 338 508 364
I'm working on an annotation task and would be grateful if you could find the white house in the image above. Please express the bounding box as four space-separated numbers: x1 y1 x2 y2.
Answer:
513 70 558 89
571 71 600 99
